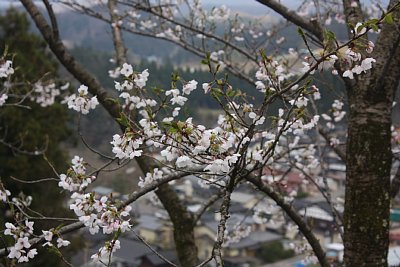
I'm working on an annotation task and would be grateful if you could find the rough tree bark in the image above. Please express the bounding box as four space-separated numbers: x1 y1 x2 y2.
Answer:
342 0 400 266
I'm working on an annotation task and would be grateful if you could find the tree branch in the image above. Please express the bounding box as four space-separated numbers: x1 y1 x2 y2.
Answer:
318 127 346 162
42 0 59 40
20 0 121 119
59 1 256 86
108 0 127 66
255 0 324 41
192 189 224 225
0 168 198 257
245 173 329 267
131 229 178 267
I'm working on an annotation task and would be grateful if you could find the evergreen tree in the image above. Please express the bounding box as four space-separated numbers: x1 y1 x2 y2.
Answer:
0 8 72 266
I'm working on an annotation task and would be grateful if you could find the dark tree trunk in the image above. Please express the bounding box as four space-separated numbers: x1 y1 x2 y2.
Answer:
343 2 400 264
156 184 199 266
344 84 393 266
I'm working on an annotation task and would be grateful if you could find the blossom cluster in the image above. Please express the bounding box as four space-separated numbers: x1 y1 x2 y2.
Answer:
119 63 149 89
155 25 182 41
91 239 121 262
4 216 71 263
0 60 14 106
223 223 251 247
31 81 61 107
111 132 144 159
291 145 320 175
138 168 164 188
4 221 37 263
3 189 67 262
321 99 346 130
65 85 99 114
70 193 132 236
341 23 377 79
279 112 320 136
255 59 296 93
107 61 325 188
56 156 132 260
161 117 241 175
41 230 70 248
58 155 95 192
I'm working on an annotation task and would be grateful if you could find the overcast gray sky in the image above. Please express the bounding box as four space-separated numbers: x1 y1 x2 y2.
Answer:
201 0 298 8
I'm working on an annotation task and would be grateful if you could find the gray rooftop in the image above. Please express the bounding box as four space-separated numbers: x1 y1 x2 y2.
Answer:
136 214 163 231
228 231 282 249
92 186 113 196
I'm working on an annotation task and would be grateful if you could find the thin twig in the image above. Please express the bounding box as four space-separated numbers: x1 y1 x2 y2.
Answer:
132 229 178 267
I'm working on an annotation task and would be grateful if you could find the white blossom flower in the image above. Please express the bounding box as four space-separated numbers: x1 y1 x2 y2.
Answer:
42 230 53 246
289 96 308 108
255 116 265 126
176 155 192 168
0 188 11 202
366 41 375 53
0 94 8 106
183 80 198 95
360 58 376 72
8 246 22 260
111 133 143 159
202 83 211 93
138 168 163 188
57 238 70 248
255 81 266 92
27 249 37 259
343 70 354 79
31 82 60 107
0 60 14 78
171 95 188 106
353 22 366 36
276 36 285 44
134 69 149 89
120 63 133 77
172 107 181 117
248 112 257 120
4 222 16 236
204 159 230 174
16 237 31 249
109 67 121 78
352 64 363 75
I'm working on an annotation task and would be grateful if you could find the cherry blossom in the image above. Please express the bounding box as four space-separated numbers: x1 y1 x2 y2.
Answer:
134 69 149 88
0 60 14 78
0 93 8 106
56 238 70 248
120 63 133 77
0 188 10 202
182 80 198 95
65 85 99 114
